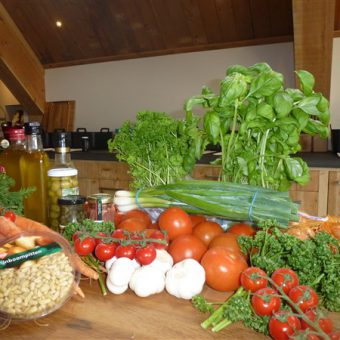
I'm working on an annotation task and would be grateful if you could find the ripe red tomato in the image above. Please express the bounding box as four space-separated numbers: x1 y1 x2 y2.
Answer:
301 309 333 334
168 234 207 263
118 217 147 232
240 267 268 292
158 207 193 241
94 231 107 246
121 209 152 227
193 221 224 246
329 331 340 340
115 244 136 260
201 247 248 292
269 310 301 340
208 232 242 254
251 287 281 316
288 285 319 312
227 223 256 236
271 268 299 295
94 243 116 261
189 214 206 227
111 229 126 245
149 230 169 250
4 210 16 222
135 245 157 265
74 237 96 256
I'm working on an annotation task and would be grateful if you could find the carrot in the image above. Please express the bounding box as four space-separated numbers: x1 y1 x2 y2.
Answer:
72 253 99 280
14 215 57 235
73 283 85 298
0 216 22 238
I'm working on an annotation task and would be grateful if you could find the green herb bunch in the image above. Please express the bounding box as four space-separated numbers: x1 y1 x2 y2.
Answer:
238 226 340 312
108 111 206 189
0 173 35 214
185 63 330 191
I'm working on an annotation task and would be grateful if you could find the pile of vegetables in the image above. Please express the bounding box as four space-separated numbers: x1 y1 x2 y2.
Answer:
238 224 340 312
193 267 339 339
185 63 330 191
114 179 299 228
108 111 205 189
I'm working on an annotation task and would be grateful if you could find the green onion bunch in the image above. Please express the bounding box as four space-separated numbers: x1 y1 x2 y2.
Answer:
114 180 299 228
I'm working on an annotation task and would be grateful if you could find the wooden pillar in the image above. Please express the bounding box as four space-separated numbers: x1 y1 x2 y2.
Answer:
292 0 335 151
0 3 45 115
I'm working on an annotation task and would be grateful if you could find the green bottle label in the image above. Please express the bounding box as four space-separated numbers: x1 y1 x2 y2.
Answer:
0 242 62 269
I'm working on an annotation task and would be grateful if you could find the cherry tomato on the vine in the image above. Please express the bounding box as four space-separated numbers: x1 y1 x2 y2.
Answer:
95 243 116 261
115 244 136 260
288 285 319 312
251 287 281 316
189 214 206 227
74 237 96 256
240 267 268 292
301 308 333 334
111 229 126 245
135 245 156 265
4 210 16 222
271 268 299 295
149 230 169 250
94 232 107 246
269 310 301 340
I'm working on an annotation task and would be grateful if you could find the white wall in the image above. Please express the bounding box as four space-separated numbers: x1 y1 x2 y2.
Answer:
45 42 295 131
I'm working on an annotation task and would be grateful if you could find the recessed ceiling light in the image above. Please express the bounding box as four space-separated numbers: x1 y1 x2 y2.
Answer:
56 20 63 27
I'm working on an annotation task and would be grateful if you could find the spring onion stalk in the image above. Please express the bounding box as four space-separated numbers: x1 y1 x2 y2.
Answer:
114 179 299 227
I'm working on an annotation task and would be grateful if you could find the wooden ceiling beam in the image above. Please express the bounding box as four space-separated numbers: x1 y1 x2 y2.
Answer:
0 3 45 115
292 0 335 99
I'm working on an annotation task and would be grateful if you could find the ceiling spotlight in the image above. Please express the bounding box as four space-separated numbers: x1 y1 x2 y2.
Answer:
56 20 63 27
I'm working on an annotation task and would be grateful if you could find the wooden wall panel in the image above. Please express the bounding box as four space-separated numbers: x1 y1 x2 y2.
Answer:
0 4 45 115
292 0 335 152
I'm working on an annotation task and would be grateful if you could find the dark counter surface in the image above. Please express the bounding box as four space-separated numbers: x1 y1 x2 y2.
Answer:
48 150 340 168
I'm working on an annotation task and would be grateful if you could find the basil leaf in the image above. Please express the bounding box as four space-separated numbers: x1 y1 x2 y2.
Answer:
273 92 293 118
296 95 321 115
248 71 283 98
257 102 274 120
219 73 248 106
204 111 220 144
296 70 315 96
292 108 309 130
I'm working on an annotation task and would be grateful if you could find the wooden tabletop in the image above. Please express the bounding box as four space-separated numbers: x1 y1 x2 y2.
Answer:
1 281 339 340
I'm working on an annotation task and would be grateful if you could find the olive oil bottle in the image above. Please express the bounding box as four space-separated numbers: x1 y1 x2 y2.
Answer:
0 127 26 191
20 122 49 224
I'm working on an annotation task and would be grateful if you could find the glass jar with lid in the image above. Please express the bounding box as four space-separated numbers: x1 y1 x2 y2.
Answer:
58 195 86 232
47 168 79 230
85 193 114 222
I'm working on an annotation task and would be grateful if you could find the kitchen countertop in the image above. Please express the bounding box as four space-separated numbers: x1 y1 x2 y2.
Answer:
48 150 340 168
2 281 339 339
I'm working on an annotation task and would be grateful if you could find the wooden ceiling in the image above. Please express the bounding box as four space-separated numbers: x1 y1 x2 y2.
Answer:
1 0 340 69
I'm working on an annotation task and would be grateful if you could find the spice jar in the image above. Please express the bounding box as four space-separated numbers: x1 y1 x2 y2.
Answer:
58 195 86 231
86 193 114 222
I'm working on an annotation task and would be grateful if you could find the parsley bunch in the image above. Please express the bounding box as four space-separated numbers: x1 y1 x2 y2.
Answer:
238 227 340 311
108 111 206 189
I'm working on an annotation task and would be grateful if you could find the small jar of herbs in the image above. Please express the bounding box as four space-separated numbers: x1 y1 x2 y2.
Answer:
58 195 86 232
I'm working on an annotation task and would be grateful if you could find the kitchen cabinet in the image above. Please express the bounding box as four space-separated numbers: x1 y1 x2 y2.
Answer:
73 159 339 217
74 160 131 197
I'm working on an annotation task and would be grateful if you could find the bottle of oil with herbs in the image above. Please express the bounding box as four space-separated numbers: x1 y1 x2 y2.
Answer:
20 122 49 224
0 127 26 191
47 132 79 230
